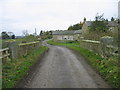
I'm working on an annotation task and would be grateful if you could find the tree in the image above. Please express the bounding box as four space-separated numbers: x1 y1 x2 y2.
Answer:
68 23 83 30
90 13 108 32
40 30 43 36
111 17 114 21
83 17 86 23
22 34 37 43
73 24 80 30
11 35 15 39
1 32 10 39
106 19 108 22
68 25 73 30
95 13 105 21
49 31 52 35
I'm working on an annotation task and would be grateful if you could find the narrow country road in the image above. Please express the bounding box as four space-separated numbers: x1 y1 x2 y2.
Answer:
21 40 110 88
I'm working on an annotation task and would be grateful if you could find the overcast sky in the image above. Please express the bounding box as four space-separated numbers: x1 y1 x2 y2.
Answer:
0 0 119 36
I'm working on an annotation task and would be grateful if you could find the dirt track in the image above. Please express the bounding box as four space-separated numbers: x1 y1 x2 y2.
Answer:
19 40 111 88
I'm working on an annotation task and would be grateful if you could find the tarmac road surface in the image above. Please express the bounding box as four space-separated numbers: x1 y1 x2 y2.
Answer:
22 40 110 88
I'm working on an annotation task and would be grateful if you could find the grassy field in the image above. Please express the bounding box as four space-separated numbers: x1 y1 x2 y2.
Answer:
47 40 120 88
2 36 38 44
1 35 39 49
47 40 80 46
2 46 48 88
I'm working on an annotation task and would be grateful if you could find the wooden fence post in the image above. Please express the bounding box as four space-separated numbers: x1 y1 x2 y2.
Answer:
0 48 10 63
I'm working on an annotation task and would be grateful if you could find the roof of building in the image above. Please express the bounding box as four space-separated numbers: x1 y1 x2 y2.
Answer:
52 30 75 35
85 21 118 27
108 21 118 27
74 30 82 34
7 32 14 37
86 21 92 26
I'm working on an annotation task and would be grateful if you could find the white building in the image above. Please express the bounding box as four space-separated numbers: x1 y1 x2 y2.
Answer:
7 32 14 37
52 30 75 41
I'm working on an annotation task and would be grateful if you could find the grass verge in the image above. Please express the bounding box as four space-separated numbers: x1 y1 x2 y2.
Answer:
47 40 120 88
2 46 48 88
68 46 119 88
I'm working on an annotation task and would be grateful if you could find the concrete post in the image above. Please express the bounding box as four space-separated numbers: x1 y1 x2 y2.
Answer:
8 42 18 60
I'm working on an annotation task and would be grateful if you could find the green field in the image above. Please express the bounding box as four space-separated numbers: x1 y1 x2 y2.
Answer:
47 40 80 46
1 35 39 49
47 40 120 89
2 36 38 44
2 46 48 88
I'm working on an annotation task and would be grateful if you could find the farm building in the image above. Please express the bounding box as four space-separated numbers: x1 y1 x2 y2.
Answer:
52 30 82 42
82 21 118 34
74 30 82 41
52 30 75 42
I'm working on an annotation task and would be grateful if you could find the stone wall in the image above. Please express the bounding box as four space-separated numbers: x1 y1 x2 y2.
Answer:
80 39 118 58
80 40 101 54
8 41 41 59
18 41 41 57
